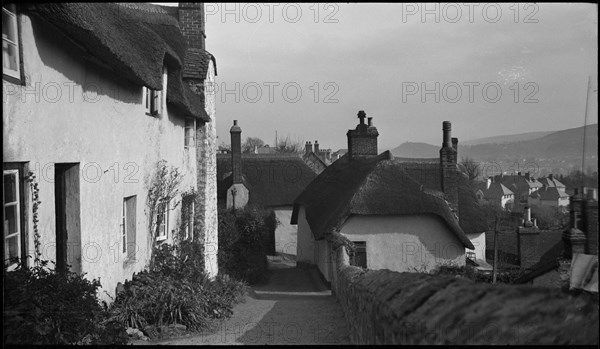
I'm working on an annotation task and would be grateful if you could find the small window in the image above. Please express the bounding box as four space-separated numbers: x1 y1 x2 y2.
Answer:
184 118 195 148
122 196 136 258
4 169 21 270
183 199 194 240
2 4 21 80
352 241 367 269
144 87 161 116
156 200 168 241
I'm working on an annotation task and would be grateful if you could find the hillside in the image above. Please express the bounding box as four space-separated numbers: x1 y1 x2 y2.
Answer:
390 142 439 158
459 124 598 161
461 130 554 146
389 124 598 175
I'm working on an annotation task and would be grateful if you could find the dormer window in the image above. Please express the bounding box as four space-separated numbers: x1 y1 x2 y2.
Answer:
144 87 161 116
2 4 21 80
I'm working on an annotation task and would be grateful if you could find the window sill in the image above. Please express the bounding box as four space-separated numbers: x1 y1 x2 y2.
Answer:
156 235 167 242
3 73 23 85
146 112 160 117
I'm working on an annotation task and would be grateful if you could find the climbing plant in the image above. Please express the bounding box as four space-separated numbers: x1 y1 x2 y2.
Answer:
146 160 183 268
25 171 42 266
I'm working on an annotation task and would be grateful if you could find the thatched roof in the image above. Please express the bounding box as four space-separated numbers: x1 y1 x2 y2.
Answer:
26 3 211 121
291 151 474 249
217 153 321 207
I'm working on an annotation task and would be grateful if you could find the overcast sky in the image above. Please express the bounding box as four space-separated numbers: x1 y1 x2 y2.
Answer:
161 3 598 151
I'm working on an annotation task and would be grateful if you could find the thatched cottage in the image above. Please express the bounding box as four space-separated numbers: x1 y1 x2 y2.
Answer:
3 3 218 300
217 121 324 256
292 111 488 282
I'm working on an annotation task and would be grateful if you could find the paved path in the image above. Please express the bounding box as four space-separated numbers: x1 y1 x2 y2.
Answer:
149 256 351 345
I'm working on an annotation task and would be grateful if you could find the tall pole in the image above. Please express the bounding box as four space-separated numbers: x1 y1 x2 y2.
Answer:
580 76 591 193
492 216 499 284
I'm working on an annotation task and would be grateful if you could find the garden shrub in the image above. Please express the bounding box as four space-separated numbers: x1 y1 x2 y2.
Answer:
218 206 277 284
433 264 527 284
3 260 128 345
109 239 248 333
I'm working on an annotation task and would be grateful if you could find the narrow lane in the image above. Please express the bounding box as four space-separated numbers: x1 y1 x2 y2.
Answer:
152 256 351 345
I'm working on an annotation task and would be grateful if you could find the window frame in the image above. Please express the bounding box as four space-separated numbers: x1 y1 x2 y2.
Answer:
184 118 196 148
3 163 28 271
156 200 168 241
352 241 367 269
144 87 161 116
183 198 194 241
2 4 23 83
3 169 21 270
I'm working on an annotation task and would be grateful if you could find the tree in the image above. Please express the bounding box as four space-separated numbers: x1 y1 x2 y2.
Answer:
276 135 304 154
460 156 482 182
242 137 265 153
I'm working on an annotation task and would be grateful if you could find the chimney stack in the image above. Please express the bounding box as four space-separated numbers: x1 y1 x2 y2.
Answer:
549 174 553 180
178 3 206 50
440 121 459 215
523 206 532 227
442 121 452 148
452 137 458 151
367 117 373 127
230 120 242 184
314 140 320 154
347 110 379 160
305 141 313 154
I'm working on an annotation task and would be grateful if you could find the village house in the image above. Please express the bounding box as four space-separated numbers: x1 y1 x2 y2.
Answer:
476 178 515 210
3 3 218 300
513 192 598 292
292 111 489 282
216 121 323 256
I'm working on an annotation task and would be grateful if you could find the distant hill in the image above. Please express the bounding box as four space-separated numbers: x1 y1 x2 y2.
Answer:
459 124 598 161
390 124 598 166
461 131 554 146
391 142 439 158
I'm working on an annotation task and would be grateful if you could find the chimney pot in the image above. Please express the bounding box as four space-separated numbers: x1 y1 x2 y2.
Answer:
367 117 373 126
442 121 452 148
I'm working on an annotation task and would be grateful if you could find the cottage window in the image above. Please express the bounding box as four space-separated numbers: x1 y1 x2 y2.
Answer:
122 196 137 258
2 4 21 80
184 118 196 148
3 169 22 271
183 198 194 240
144 87 161 116
156 200 168 241
353 241 367 268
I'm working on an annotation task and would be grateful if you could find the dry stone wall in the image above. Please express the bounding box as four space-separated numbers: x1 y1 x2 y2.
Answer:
332 247 598 345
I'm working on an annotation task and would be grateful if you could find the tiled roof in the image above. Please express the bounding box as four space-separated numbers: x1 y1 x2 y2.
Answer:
538 177 566 189
483 183 514 199
537 186 570 201
27 3 211 121
291 151 474 249
217 153 320 207
183 48 216 80
485 229 564 271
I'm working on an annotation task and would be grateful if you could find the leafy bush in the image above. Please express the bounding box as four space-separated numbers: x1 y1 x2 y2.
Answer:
218 206 277 284
109 239 248 333
433 264 526 284
3 260 128 345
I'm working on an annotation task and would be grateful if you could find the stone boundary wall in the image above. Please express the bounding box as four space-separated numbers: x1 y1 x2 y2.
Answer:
331 247 598 345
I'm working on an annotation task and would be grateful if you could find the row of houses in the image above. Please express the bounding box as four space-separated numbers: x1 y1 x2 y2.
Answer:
476 172 571 210
3 3 218 301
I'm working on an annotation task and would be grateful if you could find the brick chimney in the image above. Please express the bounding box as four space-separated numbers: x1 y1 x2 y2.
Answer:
583 198 598 255
178 3 206 50
563 189 587 258
305 141 312 154
517 206 540 269
230 120 242 184
440 121 459 215
314 140 320 154
347 110 378 160
226 120 249 210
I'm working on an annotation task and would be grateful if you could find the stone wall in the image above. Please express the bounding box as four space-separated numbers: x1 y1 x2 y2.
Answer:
331 247 598 345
